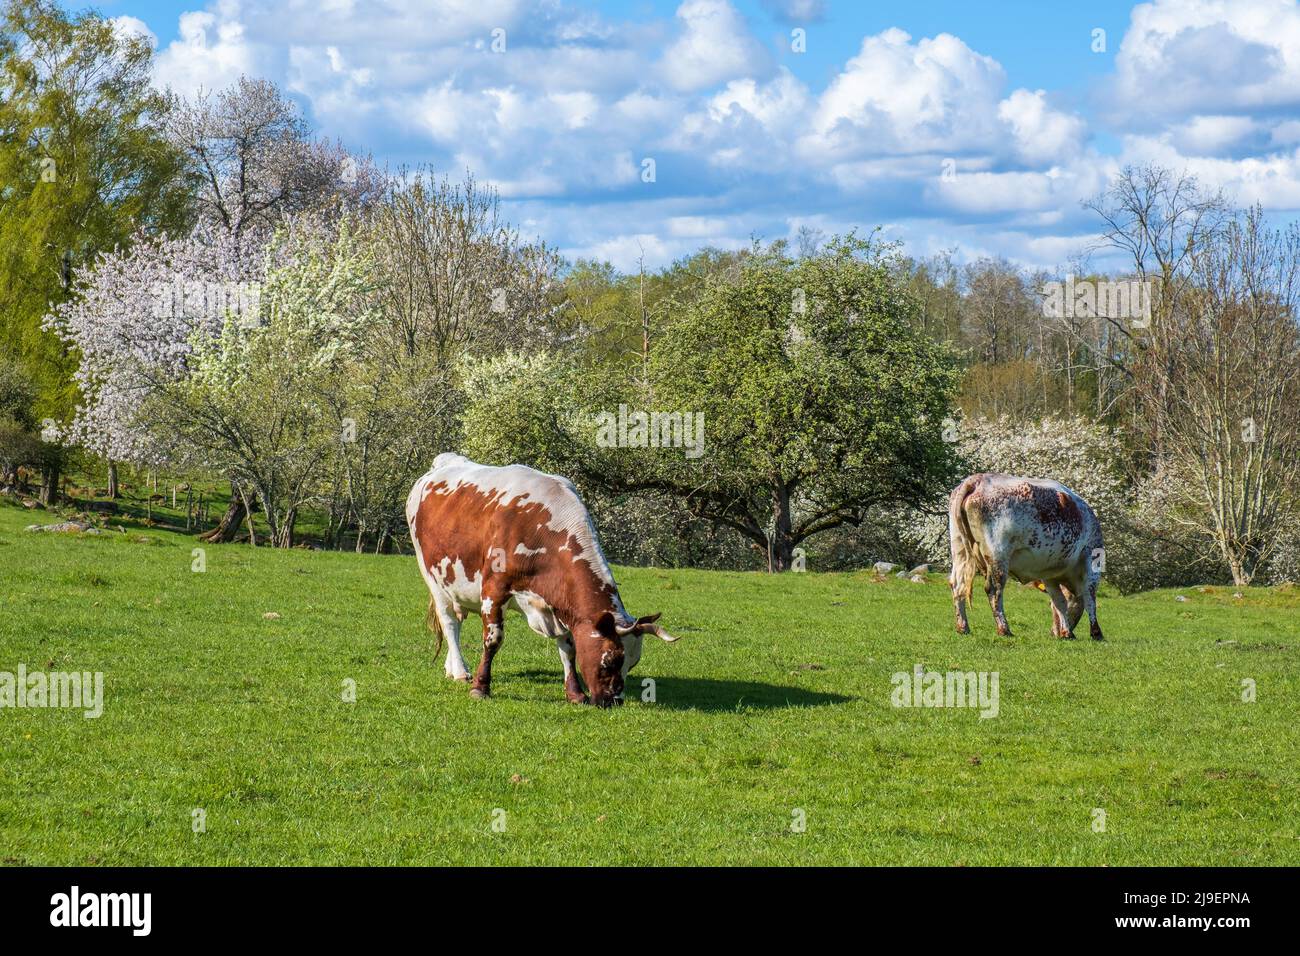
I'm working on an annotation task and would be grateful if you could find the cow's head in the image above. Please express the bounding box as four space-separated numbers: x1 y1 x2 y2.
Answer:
584 611 678 707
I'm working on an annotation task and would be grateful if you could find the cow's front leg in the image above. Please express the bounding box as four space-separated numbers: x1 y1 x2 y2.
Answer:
986 563 1012 636
557 634 588 704
470 599 506 700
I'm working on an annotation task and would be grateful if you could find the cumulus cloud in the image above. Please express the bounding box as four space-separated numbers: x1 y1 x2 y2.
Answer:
154 11 261 96
998 89 1088 166
806 29 1007 159
659 0 772 92
1109 0 1300 124
131 0 1300 273
110 16 157 46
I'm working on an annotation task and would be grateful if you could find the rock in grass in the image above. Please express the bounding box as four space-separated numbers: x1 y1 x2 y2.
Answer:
25 521 99 534
262 611 281 620
908 563 930 576
873 561 897 573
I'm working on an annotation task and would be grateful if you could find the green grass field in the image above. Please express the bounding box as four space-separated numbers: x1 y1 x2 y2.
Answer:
1 496 1297 866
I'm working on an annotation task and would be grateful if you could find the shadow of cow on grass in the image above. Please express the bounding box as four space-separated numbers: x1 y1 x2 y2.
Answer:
511 669 851 711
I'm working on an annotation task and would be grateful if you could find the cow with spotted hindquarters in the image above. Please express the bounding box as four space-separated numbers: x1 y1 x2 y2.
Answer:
948 473 1105 640
405 453 679 707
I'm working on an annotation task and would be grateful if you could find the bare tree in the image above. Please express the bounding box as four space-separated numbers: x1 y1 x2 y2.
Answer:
1150 207 1300 584
1082 165 1231 454
366 168 562 364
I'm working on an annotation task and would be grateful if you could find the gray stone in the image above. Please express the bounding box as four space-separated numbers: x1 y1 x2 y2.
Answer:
25 520 99 534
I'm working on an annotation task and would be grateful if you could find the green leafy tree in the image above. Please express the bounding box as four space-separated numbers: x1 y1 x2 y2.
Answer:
0 0 191 422
467 235 963 572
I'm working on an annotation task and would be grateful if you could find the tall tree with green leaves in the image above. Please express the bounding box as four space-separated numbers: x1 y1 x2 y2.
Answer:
465 235 964 572
0 0 191 425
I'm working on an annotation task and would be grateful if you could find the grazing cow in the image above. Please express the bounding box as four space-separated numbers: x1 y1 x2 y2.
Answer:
405 453 678 707
948 473 1104 640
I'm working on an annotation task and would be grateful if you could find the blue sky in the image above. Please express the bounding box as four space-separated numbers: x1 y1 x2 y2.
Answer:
85 0 1300 271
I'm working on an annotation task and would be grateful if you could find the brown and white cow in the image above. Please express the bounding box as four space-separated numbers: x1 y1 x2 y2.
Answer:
405 453 678 707
948 473 1105 640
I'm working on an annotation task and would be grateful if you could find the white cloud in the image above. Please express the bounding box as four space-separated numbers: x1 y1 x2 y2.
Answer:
998 89 1087 166
1164 115 1263 156
659 0 771 92
153 11 260 96
804 29 1007 159
1110 0 1300 123
130 0 1300 274
110 16 157 46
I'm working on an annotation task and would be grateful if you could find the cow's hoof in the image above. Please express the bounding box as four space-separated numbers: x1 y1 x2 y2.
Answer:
447 673 472 683
1091 634 1105 642
469 687 490 700
566 694 590 705
955 625 970 636
1059 632 1076 640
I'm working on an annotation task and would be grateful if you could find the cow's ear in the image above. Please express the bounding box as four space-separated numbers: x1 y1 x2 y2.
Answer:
594 611 619 639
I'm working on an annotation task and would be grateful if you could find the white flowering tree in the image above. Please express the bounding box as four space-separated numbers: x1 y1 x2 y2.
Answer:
47 226 270 467
49 215 375 546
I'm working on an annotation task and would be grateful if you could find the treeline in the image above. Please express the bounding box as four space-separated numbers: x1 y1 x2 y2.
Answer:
4 0 1300 589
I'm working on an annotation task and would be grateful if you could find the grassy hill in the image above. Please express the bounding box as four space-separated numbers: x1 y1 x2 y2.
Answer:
1 496 1297 865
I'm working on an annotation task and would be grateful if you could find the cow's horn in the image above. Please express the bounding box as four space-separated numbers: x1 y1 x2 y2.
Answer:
615 612 662 635
614 613 676 642
644 622 679 643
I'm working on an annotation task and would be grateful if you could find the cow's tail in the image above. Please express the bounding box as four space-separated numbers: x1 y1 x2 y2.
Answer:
426 597 444 662
948 476 979 602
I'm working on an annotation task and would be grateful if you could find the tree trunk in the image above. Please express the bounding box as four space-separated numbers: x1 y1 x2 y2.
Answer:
1229 556 1251 588
277 508 297 549
768 483 796 572
107 462 119 499
198 481 248 543
38 463 60 506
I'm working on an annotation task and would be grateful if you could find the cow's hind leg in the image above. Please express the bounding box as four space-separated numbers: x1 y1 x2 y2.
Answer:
1044 582 1074 639
950 561 975 635
470 597 507 700
1084 578 1104 641
557 634 588 704
986 561 1012 636
433 600 472 681
1061 583 1085 636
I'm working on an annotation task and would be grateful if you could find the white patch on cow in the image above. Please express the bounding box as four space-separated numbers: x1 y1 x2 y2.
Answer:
621 631 644 676
514 542 547 556
482 596 494 616
508 590 569 638
404 480 471 680
557 636 577 679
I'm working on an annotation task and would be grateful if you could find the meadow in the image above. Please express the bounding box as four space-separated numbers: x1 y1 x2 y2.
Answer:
1 496 1297 866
